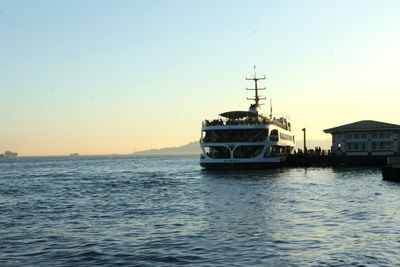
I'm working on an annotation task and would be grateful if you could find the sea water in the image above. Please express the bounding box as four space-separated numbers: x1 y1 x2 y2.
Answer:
1 155 400 266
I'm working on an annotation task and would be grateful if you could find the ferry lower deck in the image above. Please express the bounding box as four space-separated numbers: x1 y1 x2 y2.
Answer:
200 161 284 170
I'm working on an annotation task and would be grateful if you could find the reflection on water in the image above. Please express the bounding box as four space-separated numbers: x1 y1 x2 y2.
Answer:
1 156 400 266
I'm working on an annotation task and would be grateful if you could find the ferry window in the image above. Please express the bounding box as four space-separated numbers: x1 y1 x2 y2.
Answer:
203 131 217 143
372 142 376 150
269 146 286 157
354 143 359 150
270 130 279 142
279 132 293 141
361 133 367 139
202 131 208 142
233 146 264 158
353 133 359 139
379 133 385 139
346 134 352 140
263 147 271 158
204 146 230 159
209 129 268 143
372 133 377 139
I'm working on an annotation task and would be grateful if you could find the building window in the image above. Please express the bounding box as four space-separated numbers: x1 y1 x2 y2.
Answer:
384 142 392 150
372 141 393 150
353 133 359 139
345 142 367 151
372 133 377 139
361 143 366 150
361 133 367 139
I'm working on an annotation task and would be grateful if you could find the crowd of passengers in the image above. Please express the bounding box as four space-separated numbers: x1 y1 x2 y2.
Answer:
204 118 290 131
294 147 330 156
204 118 269 126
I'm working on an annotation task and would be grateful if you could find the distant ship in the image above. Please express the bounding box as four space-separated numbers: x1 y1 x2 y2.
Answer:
69 153 80 157
199 68 295 169
2 151 18 158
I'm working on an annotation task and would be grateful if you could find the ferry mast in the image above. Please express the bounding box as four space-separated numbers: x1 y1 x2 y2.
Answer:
246 66 266 107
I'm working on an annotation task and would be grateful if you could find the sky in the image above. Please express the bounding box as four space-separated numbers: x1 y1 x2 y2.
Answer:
1 0 400 156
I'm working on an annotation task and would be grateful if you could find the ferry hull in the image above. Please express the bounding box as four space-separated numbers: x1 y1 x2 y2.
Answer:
200 161 284 170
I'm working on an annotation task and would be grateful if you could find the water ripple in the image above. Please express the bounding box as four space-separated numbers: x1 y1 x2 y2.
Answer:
1 156 400 266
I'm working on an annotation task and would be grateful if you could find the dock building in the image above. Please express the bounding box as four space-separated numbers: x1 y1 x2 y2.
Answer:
324 120 400 156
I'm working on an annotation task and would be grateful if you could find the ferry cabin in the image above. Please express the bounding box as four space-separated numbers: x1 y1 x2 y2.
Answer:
324 120 400 156
201 111 295 161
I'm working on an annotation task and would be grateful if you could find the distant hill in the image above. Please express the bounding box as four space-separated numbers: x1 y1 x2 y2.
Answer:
134 141 201 155
134 138 332 155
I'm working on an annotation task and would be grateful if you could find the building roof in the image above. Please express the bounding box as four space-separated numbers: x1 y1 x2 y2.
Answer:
324 120 400 133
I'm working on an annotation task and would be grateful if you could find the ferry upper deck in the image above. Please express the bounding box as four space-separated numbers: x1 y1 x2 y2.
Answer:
202 110 292 131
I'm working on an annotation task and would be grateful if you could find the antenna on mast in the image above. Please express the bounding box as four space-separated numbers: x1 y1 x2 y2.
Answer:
245 65 266 107
270 97 273 119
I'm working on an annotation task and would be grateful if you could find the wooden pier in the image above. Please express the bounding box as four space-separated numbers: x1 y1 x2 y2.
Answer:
382 157 400 182
286 154 387 167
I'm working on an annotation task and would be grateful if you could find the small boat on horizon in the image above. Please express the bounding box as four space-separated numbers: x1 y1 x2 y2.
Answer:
1 151 18 158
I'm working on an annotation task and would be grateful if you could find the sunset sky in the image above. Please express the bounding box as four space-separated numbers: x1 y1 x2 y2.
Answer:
1 1 400 156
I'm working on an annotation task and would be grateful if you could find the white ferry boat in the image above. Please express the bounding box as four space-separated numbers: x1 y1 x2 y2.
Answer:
199 69 295 169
